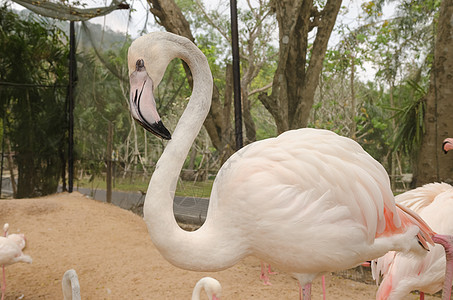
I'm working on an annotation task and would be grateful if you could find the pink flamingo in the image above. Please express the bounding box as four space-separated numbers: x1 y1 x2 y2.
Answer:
0 228 31 300
127 32 453 300
443 138 453 154
373 183 453 299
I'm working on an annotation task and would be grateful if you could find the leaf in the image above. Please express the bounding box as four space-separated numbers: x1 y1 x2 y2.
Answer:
356 33 366 42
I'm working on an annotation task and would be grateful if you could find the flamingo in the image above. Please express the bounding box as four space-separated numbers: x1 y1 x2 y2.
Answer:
443 138 453 154
2 224 8 238
373 182 453 299
192 277 221 300
127 32 453 300
62 269 81 300
0 232 32 300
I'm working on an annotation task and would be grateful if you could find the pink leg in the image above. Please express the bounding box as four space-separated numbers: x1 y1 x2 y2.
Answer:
432 234 453 300
260 262 271 285
419 291 424 300
302 282 311 300
322 275 326 300
267 264 278 275
1 265 5 300
2 224 7 300
298 282 302 300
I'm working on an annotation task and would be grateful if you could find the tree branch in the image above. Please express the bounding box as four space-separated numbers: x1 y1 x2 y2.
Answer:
249 82 272 97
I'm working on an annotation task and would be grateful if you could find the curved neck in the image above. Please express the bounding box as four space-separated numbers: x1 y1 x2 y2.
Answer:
62 270 81 300
191 281 204 300
143 33 241 271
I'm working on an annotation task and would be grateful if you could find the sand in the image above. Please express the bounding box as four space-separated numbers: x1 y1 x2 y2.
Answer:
0 192 440 299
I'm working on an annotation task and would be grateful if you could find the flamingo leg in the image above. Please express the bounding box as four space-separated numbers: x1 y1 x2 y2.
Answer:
1 265 5 300
302 282 311 300
267 264 278 275
322 275 326 300
419 291 424 300
1 224 7 300
432 234 453 300
260 262 272 285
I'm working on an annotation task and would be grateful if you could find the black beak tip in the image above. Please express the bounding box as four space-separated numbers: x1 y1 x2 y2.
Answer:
150 120 172 140
442 141 448 154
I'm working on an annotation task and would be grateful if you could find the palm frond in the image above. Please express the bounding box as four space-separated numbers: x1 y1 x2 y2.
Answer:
392 80 427 154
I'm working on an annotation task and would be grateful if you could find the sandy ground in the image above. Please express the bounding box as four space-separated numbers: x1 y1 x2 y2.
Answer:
0 192 440 299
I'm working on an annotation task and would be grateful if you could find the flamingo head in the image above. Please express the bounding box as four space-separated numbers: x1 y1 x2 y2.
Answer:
3 223 9 236
127 34 172 140
442 138 453 154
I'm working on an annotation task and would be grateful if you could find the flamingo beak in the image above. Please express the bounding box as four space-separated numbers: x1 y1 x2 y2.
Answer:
442 138 453 154
129 59 171 140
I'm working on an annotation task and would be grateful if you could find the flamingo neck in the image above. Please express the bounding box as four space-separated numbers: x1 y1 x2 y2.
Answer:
191 280 205 300
143 34 241 271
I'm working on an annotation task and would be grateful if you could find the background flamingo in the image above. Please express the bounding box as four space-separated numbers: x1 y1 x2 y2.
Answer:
62 269 81 300
0 229 31 300
2 224 8 237
192 277 221 300
443 138 453 153
127 32 453 300
373 182 453 299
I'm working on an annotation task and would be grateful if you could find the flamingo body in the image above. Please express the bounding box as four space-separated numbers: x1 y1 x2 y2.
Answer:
0 235 31 266
209 128 427 276
374 183 453 299
127 32 450 297
0 233 31 300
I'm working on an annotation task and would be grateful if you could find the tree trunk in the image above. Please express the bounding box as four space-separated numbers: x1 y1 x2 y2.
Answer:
242 86 256 144
389 83 396 190
106 122 113 203
349 54 356 139
220 64 235 164
414 0 453 186
259 0 342 133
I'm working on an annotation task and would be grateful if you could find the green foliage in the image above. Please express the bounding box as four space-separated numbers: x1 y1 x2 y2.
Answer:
0 5 68 197
355 86 392 162
392 80 427 155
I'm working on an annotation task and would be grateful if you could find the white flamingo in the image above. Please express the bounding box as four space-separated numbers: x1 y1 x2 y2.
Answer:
192 277 221 300
0 231 32 300
2 224 8 238
62 269 81 300
373 182 453 299
127 32 453 300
